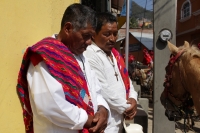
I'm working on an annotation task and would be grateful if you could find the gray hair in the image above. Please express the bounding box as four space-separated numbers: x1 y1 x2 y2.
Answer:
61 3 96 31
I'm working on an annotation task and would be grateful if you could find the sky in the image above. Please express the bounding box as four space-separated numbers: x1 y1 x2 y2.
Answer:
133 0 153 11
121 0 153 16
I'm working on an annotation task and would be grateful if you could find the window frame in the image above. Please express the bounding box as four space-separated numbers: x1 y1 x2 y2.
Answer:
180 0 191 22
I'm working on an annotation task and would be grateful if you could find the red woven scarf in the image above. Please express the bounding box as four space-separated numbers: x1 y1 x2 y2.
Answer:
17 37 94 133
112 48 130 99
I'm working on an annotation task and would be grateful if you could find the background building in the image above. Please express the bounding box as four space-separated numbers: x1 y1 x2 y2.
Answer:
176 0 200 46
117 29 153 63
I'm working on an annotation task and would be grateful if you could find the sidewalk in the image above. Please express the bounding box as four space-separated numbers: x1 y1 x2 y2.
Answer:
175 119 200 133
147 102 153 133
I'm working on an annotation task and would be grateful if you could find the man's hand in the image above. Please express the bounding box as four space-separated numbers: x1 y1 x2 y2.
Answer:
124 98 137 120
89 105 109 133
84 115 94 129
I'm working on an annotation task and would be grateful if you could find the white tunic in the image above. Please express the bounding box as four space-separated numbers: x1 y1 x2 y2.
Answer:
27 54 110 133
84 44 138 132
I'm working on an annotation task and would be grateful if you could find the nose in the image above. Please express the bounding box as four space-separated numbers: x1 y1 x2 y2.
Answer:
85 38 92 46
109 34 116 42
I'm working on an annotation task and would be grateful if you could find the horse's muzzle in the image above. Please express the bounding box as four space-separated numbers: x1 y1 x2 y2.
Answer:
165 110 182 121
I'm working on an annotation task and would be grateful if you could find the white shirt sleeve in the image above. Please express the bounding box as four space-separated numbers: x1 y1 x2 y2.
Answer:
83 57 111 122
84 52 131 114
27 61 88 130
92 70 110 111
129 78 138 100
95 78 111 124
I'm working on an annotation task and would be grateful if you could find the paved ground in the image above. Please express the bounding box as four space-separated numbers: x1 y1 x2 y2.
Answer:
147 102 153 133
147 102 200 133
175 118 200 133
133 81 200 133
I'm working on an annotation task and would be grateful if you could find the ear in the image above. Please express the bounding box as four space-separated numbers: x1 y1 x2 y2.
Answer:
167 41 178 54
91 33 97 42
91 35 95 41
63 22 73 33
183 41 190 48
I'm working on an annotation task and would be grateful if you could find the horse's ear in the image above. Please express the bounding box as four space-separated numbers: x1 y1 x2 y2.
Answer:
183 41 190 48
167 41 178 54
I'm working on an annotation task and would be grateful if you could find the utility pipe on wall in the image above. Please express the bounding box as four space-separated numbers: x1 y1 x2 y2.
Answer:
125 0 130 69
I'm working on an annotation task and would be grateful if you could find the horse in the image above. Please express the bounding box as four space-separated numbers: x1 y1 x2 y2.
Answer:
128 61 153 96
160 41 200 129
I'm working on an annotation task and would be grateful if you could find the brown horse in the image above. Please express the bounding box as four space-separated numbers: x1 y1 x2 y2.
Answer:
160 41 200 121
129 61 153 95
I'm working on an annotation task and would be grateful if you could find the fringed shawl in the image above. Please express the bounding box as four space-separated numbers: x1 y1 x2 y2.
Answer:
17 37 94 133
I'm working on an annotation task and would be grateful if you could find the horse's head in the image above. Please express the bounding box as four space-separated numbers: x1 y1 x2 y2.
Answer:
129 61 152 87
160 41 196 121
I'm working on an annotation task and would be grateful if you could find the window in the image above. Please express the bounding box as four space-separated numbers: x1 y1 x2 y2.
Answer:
182 2 190 18
179 1 191 22
181 1 191 19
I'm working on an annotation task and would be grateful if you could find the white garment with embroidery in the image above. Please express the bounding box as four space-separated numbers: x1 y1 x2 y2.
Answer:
27 54 110 133
84 44 138 133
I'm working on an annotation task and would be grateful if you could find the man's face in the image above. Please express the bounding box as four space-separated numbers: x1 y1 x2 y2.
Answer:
67 24 95 55
93 22 118 54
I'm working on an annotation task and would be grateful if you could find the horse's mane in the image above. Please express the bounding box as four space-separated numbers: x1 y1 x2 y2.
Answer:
179 44 200 60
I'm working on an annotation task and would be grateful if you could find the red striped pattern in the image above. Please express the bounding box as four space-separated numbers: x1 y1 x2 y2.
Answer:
112 48 130 99
17 37 94 133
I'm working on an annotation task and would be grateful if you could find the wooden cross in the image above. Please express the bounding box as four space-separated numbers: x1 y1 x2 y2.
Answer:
114 72 118 81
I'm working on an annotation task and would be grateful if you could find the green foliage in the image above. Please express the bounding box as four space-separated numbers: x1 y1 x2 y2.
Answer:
130 16 138 28
128 1 153 28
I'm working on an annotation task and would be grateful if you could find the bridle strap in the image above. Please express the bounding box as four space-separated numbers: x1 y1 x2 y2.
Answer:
163 49 195 120
177 60 188 93
164 49 188 103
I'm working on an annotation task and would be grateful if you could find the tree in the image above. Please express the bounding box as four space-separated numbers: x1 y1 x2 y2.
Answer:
130 16 138 28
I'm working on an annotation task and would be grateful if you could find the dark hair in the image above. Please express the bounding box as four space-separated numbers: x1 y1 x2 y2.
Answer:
61 3 96 31
95 12 117 34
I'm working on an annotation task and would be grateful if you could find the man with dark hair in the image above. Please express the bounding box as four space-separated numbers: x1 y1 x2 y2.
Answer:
84 12 138 132
17 3 110 133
